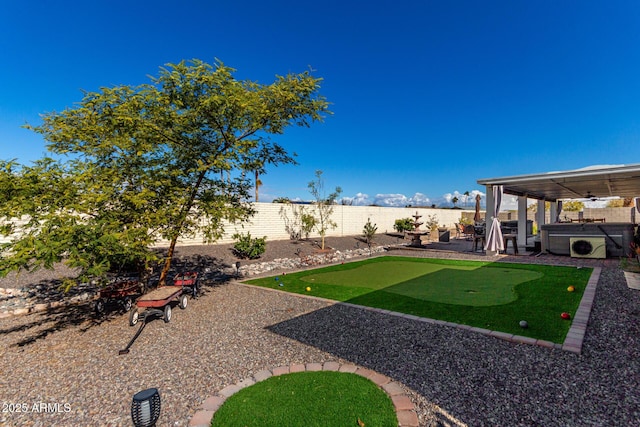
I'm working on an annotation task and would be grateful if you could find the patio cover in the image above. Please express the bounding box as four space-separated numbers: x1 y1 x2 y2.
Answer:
477 163 640 202
476 163 640 255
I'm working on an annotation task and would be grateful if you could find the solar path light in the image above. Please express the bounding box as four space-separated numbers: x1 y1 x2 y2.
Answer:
131 387 161 427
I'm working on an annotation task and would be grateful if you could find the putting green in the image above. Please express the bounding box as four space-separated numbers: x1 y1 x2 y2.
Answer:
302 261 542 306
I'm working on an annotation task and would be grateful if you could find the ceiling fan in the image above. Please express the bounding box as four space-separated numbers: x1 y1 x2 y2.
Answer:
584 191 599 202
564 191 604 202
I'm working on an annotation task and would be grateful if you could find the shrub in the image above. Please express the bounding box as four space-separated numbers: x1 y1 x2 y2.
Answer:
363 218 378 246
300 212 316 240
232 232 266 259
459 216 473 225
424 214 439 234
279 203 316 241
393 218 414 233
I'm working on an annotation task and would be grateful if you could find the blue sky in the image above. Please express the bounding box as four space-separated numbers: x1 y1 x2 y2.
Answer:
1 1 639 207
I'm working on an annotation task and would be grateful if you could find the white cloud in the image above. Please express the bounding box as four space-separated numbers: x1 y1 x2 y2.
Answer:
341 192 370 206
373 193 410 206
371 193 431 207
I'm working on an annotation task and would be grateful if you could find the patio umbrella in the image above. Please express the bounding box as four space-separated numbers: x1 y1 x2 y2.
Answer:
484 185 504 252
474 194 482 223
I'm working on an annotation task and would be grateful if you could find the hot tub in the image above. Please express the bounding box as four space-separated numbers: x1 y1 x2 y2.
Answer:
540 222 635 258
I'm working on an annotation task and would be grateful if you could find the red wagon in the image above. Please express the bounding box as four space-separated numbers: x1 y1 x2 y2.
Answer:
172 271 200 298
94 279 144 314
129 286 187 326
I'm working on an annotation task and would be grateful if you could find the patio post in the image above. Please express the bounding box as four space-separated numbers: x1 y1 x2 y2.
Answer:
536 199 546 233
549 202 558 224
517 196 527 248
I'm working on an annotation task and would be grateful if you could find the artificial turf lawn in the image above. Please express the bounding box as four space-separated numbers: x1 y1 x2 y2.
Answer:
244 256 592 343
210 371 397 427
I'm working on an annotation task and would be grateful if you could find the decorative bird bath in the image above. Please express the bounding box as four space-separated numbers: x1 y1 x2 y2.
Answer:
406 211 429 247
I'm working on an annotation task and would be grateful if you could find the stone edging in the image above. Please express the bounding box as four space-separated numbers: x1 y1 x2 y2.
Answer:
188 361 419 427
0 289 92 319
562 266 600 353
623 270 640 290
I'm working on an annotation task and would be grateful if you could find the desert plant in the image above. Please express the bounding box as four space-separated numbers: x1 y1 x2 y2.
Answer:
300 212 317 239
393 218 414 233
459 216 473 225
280 203 302 240
363 218 378 254
232 232 267 259
424 214 439 234
308 170 342 250
272 197 291 203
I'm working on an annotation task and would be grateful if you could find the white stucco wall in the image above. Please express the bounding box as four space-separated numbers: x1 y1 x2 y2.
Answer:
3 204 635 248
160 203 473 246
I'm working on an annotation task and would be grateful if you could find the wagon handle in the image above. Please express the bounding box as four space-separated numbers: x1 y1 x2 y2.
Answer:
118 318 147 355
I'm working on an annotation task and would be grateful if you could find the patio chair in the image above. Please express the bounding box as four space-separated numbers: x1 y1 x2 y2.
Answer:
471 226 486 252
462 224 475 241
454 223 463 239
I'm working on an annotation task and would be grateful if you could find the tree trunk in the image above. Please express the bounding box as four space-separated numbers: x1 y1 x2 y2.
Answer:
255 170 259 202
158 237 178 286
157 169 208 286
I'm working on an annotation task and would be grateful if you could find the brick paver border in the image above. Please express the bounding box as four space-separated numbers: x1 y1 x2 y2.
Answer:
189 361 419 427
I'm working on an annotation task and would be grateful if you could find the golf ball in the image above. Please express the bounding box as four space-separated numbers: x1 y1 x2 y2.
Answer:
519 320 528 329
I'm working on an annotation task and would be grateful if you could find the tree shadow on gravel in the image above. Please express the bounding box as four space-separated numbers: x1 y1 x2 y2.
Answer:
1 254 236 347
2 302 119 348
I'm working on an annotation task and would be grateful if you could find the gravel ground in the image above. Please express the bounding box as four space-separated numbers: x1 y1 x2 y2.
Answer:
0 235 639 426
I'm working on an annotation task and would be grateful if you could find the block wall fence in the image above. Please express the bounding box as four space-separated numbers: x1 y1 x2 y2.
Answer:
158 204 473 247
162 204 638 247
1 204 636 248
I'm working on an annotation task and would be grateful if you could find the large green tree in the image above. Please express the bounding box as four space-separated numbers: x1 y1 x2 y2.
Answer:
0 59 330 286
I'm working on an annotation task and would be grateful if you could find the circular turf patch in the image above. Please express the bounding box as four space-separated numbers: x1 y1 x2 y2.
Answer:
210 371 397 427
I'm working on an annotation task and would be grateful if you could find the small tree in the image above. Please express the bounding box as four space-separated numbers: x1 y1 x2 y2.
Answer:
452 196 459 207
393 218 414 233
424 214 439 238
279 202 316 241
300 212 317 239
362 218 378 255
308 170 341 250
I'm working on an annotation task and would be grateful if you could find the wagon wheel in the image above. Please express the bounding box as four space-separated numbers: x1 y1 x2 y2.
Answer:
129 308 140 326
94 299 105 314
163 305 172 323
122 297 133 312
179 294 188 310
